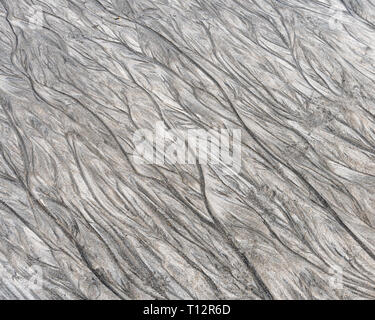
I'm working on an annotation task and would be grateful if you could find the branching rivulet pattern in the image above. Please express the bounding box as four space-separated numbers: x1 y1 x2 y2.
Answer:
0 0 375 299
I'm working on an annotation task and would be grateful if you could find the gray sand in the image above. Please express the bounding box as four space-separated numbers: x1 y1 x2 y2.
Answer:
0 0 375 299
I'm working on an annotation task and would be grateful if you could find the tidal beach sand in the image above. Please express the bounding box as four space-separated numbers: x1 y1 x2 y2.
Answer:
1 0 375 299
